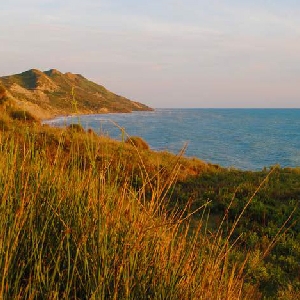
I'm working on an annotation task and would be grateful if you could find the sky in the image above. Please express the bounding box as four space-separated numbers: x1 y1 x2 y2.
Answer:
1 0 300 108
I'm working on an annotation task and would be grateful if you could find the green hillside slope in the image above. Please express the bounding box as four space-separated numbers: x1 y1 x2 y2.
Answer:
0 69 153 119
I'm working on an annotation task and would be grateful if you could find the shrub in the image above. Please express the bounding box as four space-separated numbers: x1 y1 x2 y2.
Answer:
87 128 98 136
125 136 150 150
10 110 38 122
0 84 7 104
67 123 85 132
0 110 11 130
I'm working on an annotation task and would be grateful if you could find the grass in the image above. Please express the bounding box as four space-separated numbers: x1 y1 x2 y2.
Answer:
172 167 300 297
0 122 264 299
1 71 299 298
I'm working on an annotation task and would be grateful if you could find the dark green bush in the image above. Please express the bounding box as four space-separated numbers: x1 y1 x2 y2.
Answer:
0 84 7 104
0 112 11 130
125 136 150 150
10 110 38 122
87 128 98 136
67 123 85 133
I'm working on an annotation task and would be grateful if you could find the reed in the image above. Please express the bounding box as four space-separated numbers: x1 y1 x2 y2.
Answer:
0 125 261 299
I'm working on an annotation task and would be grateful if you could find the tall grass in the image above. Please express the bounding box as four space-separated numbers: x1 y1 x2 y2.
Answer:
0 126 260 299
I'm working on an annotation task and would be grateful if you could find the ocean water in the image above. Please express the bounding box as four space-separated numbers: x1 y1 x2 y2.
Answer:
44 109 300 170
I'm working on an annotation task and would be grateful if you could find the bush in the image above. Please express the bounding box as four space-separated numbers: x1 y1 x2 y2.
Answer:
10 110 38 122
0 84 7 104
67 123 85 132
125 136 150 150
87 128 98 136
0 110 11 130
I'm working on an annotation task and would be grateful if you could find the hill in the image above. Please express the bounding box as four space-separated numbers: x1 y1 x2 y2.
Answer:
1 70 300 298
1 105 300 298
0 69 153 119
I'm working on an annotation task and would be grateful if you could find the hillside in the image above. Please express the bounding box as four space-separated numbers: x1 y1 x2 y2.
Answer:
1 71 300 298
1 106 300 298
0 69 153 119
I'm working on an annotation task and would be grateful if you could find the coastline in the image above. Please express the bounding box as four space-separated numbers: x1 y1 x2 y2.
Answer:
42 108 300 171
41 107 155 123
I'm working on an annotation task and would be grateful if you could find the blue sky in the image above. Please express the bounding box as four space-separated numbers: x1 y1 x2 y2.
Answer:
1 0 300 108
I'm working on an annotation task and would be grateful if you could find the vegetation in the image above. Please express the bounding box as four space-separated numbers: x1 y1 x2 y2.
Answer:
67 123 86 133
125 136 150 150
0 121 261 299
171 168 300 298
9 110 39 122
0 97 300 298
0 84 7 103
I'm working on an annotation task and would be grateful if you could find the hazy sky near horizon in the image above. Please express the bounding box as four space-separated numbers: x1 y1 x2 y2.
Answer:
1 0 300 108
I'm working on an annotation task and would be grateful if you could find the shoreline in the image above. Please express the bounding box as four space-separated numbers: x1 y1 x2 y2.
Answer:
42 108 300 172
41 108 155 122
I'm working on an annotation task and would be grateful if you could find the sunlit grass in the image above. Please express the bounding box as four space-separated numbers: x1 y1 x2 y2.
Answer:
0 124 261 299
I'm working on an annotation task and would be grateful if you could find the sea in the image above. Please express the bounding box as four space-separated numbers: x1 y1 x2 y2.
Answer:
44 108 300 171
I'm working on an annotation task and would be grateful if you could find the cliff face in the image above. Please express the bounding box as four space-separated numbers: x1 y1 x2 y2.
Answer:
0 69 153 119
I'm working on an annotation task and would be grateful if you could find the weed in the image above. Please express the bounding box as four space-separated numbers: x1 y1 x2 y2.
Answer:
0 124 260 299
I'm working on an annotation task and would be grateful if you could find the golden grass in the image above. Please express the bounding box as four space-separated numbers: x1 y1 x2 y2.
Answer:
0 123 263 299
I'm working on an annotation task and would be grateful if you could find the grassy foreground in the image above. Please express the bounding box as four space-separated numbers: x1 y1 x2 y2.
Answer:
0 120 265 299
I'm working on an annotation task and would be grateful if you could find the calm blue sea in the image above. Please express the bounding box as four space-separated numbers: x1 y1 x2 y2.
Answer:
44 109 300 170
